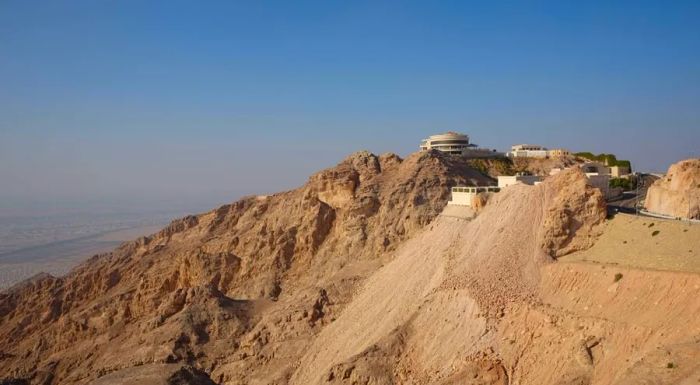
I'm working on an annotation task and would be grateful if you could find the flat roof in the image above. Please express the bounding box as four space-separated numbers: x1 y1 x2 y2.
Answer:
511 144 545 148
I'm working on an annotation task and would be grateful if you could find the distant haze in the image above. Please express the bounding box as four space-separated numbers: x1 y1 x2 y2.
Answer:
1 1 699 213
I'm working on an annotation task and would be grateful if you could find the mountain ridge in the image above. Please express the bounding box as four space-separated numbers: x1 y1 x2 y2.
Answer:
4 154 700 385
0 150 495 384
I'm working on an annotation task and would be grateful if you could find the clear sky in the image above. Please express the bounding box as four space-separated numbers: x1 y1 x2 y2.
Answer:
1 1 699 212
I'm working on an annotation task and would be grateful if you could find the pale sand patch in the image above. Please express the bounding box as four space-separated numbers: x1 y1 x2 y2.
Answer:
439 204 476 220
291 171 600 384
560 213 700 273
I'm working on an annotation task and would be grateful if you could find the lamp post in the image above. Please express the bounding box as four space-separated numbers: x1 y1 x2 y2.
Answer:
636 175 641 216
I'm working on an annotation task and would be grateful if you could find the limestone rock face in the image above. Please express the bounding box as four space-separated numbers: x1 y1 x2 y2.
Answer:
540 169 607 257
0 150 494 385
6 151 695 385
471 192 493 212
289 168 607 385
645 158 700 219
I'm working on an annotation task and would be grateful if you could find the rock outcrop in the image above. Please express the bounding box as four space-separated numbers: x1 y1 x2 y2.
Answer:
645 158 700 219
291 169 607 384
0 150 493 385
540 169 607 257
3 151 698 385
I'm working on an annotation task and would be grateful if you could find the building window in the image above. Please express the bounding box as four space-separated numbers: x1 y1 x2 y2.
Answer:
429 140 469 145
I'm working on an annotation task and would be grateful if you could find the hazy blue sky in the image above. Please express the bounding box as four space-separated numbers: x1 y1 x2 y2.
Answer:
1 1 699 212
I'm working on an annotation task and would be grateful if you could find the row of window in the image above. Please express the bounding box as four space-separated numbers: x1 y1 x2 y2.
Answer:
452 187 501 193
429 140 469 145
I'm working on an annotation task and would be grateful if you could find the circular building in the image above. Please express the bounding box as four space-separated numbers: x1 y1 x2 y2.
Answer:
419 132 471 155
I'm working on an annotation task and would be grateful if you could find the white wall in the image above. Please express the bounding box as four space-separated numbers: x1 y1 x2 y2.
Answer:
448 191 475 206
497 175 542 188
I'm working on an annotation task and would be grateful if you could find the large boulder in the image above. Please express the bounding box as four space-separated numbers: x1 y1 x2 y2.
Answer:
645 159 700 219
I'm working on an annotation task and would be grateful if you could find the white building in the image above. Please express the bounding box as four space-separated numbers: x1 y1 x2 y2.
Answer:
420 132 471 155
497 174 543 188
587 175 622 199
580 162 610 176
577 162 623 199
508 144 549 158
507 144 570 159
448 186 501 207
609 165 631 178
420 132 504 158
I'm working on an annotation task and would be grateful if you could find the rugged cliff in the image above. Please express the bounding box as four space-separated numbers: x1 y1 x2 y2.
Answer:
645 158 700 219
291 168 607 385
3 153 700 385
0 150 493 385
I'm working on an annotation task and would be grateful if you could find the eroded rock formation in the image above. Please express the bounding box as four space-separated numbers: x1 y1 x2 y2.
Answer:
645 158 700 219
0 150 493 384
2 153 699 385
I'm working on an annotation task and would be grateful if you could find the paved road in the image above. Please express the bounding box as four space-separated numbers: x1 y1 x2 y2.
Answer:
607 173 660 211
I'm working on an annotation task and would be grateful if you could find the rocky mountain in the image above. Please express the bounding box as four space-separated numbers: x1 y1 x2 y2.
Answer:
0 150 494 385
290 167 700 385
645 158 700 219
292 168 607 385
3 152 700 385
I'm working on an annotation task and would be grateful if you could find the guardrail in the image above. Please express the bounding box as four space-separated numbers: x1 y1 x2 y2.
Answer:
638 209 700 224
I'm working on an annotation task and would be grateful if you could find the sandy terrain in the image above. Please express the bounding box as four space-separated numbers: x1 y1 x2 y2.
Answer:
439 204 476 219
561 214 700 272
292 169 607 384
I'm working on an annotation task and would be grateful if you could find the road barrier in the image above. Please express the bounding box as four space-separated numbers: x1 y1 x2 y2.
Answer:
638 209 700 224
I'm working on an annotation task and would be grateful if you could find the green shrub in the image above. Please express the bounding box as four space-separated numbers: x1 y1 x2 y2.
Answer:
609 177 636 190
652 230 660 236
667 362 675 369
466 158 516 178
574 152 632 171
574 151 595 160
614 273 623 282
466 159 489 175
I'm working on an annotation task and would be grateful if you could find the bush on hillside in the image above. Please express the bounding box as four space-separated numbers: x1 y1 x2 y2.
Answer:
466 158 515 178
575 152 632 171
609 177 636 190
